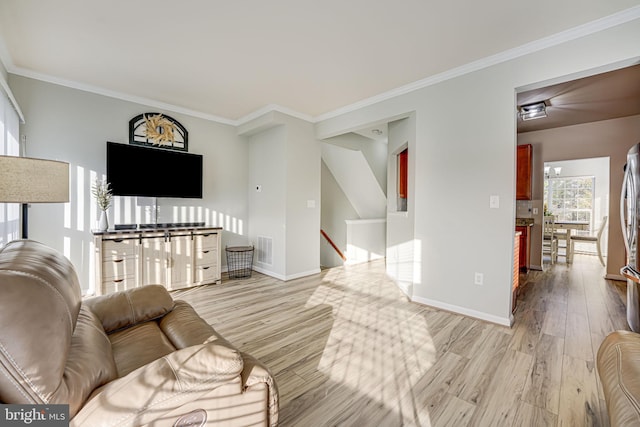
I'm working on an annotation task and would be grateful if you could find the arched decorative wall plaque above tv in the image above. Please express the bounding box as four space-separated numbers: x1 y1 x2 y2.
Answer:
129 113 188 151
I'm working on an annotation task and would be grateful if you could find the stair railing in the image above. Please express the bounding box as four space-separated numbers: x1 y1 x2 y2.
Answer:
320 229 347 261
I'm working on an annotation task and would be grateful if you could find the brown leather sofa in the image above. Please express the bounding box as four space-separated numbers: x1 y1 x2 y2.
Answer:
0 240 278 426
597 330 640 426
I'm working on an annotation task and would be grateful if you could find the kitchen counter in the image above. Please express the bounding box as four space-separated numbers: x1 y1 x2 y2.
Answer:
515 218 534 227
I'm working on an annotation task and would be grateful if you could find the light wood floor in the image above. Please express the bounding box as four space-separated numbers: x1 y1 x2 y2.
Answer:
172 254 628 426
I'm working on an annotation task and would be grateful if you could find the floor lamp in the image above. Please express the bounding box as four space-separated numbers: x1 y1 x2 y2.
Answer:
0 155 69 239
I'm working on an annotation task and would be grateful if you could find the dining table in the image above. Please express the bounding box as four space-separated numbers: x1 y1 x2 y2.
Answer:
553 220 589 263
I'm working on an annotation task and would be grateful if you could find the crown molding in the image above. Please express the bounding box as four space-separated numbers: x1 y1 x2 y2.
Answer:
314 5 640 123
7 65 237 126
0 37 25 123
236 103 313 127
1 5 638 128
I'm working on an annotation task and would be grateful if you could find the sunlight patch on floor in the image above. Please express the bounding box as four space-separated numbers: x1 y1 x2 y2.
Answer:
305 264 437 425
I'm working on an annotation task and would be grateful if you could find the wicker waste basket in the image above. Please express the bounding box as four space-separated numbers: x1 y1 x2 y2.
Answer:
225 245 254 279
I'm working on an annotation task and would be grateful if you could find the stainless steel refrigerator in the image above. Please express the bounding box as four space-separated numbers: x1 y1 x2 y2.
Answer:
621 143 640 332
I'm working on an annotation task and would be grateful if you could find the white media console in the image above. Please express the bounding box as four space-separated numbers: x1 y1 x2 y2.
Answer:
92 225 222 295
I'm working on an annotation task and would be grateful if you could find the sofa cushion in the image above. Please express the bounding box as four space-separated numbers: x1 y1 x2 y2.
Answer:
160 300 232 349
71 342 244 427
109 321 177 377
85 284 174 333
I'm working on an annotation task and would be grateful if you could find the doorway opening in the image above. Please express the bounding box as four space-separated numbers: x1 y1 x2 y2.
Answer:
542 158 609 266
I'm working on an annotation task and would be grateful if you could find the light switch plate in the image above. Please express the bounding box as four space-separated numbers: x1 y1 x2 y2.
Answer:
533 207 539 215
489 195 499 209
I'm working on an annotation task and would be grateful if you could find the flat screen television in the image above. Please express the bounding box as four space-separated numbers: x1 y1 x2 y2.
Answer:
106 141 203 198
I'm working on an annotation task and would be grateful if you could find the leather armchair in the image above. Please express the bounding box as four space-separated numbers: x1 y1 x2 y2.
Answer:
0 240 278 426
597 330 640 426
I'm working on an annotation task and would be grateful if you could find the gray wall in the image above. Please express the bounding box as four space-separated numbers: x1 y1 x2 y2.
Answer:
316 19 640 325
320 132 388 268
9 75 249 293
321 160 358 268
246 112 321 280
248 125 287 277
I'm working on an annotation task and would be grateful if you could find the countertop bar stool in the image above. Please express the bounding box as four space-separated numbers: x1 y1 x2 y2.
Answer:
570 216 608 266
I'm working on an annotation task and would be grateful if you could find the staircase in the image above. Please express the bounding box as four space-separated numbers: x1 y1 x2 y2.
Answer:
321 143 386 219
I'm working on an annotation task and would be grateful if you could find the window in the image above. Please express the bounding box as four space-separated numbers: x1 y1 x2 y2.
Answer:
0 91 20 246
544 176 594 224
397 148 408 212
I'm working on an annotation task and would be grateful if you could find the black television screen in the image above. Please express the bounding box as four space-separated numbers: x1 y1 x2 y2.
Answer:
106 142 203 198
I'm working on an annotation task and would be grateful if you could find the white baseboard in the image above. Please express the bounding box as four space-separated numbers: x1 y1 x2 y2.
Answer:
529 265 543 271
251 265 321 281
411 295 512 327
284 268 321 281
251 265 285 280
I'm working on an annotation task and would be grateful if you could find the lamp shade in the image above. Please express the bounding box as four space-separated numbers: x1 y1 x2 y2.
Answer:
0 155 69 203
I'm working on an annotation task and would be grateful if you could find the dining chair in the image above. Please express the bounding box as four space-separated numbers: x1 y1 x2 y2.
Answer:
570 216 608 266
543 215 558 264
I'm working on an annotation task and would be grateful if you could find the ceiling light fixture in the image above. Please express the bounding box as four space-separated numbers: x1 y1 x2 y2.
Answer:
371 129 383 136
544 165 562 179
519 101 547 121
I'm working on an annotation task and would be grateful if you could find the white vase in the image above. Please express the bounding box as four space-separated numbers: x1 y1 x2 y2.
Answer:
99 210 109 231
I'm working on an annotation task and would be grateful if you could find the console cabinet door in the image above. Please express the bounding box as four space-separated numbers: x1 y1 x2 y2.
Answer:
140 234 167 286
169 234 194 290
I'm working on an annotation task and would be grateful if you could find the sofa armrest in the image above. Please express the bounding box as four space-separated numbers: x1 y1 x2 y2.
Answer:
597 330 640 427
70 342 244 426
241 352 279 427
84 285 174 333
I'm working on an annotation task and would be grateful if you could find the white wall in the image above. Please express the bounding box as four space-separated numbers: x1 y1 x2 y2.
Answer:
320 160 358 267
386 116 416 297
320 133 388 267
248 125 287 277
9 75 249 293
284 115 321 278
246 112 321 280
316 18 640 325
346 219 386 264
324 133 388 192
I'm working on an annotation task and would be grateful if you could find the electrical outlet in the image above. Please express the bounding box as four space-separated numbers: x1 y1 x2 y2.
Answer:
474 272 484 285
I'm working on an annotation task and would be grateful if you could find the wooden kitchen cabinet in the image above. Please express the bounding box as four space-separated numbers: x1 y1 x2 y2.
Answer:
516 144 532 200
513 232 520 314
516 225 531 272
